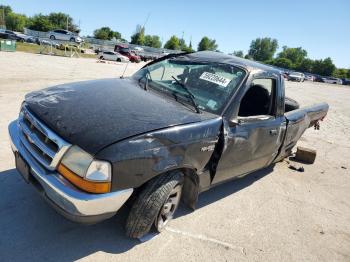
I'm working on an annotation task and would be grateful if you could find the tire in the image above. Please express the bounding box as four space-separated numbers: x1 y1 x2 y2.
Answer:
125 171 184 238
50 35 55 40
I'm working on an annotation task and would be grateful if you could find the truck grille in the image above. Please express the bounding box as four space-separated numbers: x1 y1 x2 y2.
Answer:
18 105 71 170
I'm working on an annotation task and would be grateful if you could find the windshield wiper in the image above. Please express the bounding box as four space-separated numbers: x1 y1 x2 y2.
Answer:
171 76 200 113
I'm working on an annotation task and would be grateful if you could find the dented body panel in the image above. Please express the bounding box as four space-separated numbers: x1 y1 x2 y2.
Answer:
96 117 222 190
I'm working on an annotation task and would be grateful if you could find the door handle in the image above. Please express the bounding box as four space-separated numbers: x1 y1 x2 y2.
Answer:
269 129 278 136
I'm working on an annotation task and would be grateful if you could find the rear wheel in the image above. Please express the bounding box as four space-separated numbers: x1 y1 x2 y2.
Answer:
125 171 183 238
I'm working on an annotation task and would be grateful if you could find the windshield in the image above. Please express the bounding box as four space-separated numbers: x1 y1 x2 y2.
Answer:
132 58 246 114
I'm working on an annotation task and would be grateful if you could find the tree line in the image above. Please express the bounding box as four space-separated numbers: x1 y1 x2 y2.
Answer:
232 37 350 78
0 5 219 51
1 5 348 78
0 5 79 33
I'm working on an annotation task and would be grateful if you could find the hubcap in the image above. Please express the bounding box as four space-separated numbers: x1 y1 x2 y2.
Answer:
155 184 182 231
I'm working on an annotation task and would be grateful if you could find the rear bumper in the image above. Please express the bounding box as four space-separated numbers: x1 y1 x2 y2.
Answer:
8 120 133 224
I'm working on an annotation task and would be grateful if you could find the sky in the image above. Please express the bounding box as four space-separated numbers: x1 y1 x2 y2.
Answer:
2 0 350 68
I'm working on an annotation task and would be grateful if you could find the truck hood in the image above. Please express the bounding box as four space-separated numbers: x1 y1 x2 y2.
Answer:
25 78 216 155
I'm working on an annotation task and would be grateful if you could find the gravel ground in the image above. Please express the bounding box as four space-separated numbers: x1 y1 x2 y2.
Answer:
0 52 349 262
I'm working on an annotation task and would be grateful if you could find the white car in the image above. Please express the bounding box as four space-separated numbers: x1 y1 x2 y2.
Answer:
133 46 144 51
304 75 315 81
322 77 342 85
99 51 129 62
288 72 305 82
48 29 83 43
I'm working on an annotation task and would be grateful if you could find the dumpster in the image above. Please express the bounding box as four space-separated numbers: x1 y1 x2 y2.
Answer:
0 40 16 52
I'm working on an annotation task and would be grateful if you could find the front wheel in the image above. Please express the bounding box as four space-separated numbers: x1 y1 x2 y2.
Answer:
125 171 183 238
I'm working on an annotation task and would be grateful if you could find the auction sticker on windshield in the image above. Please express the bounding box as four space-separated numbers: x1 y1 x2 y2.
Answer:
199 72 231 87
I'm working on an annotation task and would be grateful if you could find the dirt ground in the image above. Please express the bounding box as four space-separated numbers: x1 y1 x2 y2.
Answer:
0 52 349 262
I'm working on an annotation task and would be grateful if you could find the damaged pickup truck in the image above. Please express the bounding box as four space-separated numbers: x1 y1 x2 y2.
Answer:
8 51 328 238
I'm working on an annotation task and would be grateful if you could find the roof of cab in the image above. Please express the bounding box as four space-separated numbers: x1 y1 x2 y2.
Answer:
184 51 280 74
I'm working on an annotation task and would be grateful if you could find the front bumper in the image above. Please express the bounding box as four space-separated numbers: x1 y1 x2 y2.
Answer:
8 120 133 224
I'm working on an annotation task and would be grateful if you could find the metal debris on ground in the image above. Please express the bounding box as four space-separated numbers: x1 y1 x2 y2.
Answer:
288 164 305 172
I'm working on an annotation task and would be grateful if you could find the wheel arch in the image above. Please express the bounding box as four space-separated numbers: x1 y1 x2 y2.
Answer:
132 167 200 210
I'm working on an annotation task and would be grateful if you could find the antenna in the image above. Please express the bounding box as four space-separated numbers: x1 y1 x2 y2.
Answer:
142 12 151 29
120 61 130 79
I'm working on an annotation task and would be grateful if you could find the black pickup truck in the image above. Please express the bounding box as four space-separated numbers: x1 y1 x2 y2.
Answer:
8 51 328 238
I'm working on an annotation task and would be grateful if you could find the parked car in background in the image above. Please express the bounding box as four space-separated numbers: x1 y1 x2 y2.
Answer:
115 44 141 63
133 46 144 51
322 77 342 85
341 78 350 85
304 74 315 81
98 51 129 62
0 30 35 42
314 75 324 82
288 72 305 82
48 29 83 43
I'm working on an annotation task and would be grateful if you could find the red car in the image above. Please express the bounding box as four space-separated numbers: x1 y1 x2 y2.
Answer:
114 44 141 63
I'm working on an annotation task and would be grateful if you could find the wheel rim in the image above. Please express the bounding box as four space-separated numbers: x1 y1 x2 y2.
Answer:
155 184 182 232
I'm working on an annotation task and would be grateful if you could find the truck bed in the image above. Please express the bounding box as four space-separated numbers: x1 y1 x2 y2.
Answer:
277 102 329 161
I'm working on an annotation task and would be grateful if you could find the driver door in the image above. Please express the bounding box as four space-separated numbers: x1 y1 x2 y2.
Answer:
212 77 286 184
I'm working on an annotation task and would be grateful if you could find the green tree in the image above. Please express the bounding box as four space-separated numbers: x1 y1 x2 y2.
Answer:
248 37 278 62
130 25 145 45
5 12 28 31
197 36 218 51
0 5 12 16
94 27 121 40
272 57 293 69
144 35 161 48
333 68 348 78
27 14 53 31
164 35 180 50
233 50 244 58
277 46 307 68
296 58 314 72
27 12 79 32
47 12 79 33
312 57 336 76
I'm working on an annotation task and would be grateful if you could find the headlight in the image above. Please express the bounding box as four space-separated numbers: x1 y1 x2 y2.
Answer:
58 146 111 193
86 160 111 182
61 146 93 177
